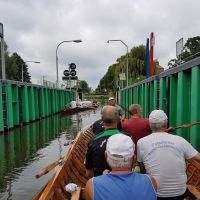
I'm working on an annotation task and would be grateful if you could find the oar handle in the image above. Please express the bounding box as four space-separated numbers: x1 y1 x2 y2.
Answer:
35 168 50 179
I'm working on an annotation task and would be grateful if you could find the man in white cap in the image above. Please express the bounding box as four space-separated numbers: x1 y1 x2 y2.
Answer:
137 110 200 200
86 134 157 200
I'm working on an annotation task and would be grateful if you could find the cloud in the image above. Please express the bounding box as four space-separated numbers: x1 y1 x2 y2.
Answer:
0 0 200 89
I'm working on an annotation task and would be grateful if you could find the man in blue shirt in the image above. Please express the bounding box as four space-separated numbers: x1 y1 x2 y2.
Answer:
85 134 157 200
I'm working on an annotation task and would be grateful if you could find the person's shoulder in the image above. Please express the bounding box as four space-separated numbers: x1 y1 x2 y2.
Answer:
122 118 131 126
138 134 153 144
93 119 102 124
115 104 123 110
170 134 189 143
120 130 130 136
139 118 150 124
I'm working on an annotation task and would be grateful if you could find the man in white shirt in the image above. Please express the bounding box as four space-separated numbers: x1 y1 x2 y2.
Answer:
137 110 200 200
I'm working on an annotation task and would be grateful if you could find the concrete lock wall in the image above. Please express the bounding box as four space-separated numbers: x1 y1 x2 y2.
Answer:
120 57 200 149
0 80 75 132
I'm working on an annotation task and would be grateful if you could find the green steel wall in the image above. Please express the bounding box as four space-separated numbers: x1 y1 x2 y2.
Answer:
120 58 200 150
0 81 75 132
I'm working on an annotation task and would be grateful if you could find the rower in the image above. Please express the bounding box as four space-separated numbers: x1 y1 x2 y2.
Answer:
85 134 157 200
85 105 122 177
137 110 200 200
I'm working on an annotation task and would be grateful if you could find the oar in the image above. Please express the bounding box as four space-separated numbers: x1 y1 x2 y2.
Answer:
166 121 200 133
35 139 76 179
35 157 64 179
64 139 75 146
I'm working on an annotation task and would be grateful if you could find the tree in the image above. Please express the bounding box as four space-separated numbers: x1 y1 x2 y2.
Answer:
168 36 200 68
96 44 147 94
10 53 31 82
181 36 200 61
79 80 91 93
168 59 179 69
0 41 31 82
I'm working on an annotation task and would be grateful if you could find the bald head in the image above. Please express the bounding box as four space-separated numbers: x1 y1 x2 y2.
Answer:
101 106 118 125
129 104 142 117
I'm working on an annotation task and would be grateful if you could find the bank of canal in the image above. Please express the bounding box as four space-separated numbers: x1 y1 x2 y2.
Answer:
0 108 101 200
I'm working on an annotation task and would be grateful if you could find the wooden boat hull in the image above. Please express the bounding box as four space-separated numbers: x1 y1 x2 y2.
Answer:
32 125 94 200
186 159 200 198
33 125 200 199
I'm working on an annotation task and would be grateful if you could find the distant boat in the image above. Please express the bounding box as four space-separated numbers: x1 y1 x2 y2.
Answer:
33 125 200 200
60 107 93 116
60 100 95 116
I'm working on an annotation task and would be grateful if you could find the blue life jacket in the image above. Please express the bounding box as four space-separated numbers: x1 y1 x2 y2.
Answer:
93 172 156 200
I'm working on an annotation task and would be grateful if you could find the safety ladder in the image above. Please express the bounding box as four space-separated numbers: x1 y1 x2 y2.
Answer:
2 85 7 130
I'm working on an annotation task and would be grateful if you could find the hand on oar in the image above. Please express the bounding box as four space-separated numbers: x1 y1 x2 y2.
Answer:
35 157 64 179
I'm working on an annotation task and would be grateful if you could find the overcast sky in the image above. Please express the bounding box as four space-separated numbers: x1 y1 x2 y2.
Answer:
0 0 200 89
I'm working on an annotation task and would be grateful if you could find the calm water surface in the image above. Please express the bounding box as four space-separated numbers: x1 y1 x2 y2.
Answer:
0 109 101 200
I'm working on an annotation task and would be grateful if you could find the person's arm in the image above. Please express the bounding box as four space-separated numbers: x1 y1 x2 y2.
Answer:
181 138 199 161
120 114 125 123
138 162 146 174
85 178 93 200
149 176 157 192
188 152 200 162
85 141 94 178
137 140 146 173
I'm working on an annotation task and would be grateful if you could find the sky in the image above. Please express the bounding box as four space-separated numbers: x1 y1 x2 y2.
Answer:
0 0 200 89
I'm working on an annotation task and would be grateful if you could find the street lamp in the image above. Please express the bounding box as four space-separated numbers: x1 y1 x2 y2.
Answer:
22 61 40 82
107 39 129 87
0 22 6 80
56 39 82 88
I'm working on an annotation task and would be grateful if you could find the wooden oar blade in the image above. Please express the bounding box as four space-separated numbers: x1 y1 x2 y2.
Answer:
35 158 64 179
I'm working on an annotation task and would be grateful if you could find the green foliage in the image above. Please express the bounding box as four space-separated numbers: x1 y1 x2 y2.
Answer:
168 36 200 68
78 80 91 93
0 41 31 82
96 44 147 94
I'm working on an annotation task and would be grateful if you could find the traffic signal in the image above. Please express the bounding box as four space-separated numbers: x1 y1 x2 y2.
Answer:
69 63 76 70
62 63 78 80
63 69 69 76
70 69 76 76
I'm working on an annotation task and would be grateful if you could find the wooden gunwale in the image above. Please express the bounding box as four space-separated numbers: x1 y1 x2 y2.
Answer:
33 125 94 200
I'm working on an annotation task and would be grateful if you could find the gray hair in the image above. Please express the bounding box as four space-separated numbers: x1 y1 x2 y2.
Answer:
101 106 118 124
106 154 132 169
150 119 168 131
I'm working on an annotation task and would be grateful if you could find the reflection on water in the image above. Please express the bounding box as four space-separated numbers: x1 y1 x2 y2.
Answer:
0 109 101 200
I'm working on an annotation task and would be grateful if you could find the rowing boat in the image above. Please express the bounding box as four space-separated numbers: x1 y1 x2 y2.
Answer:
60 107 93 116
33 125 200 200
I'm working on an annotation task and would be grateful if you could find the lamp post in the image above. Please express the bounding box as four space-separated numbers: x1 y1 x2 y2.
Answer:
107 39 129 87
0 22 6 80
56 40 82 88
22 61 40 82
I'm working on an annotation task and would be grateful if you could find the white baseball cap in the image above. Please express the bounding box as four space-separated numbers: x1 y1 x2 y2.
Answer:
149 110 168 123
106 134 134 160
108 97 115 101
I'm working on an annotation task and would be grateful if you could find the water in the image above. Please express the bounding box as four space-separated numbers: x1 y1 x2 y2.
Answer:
0 109 101 200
